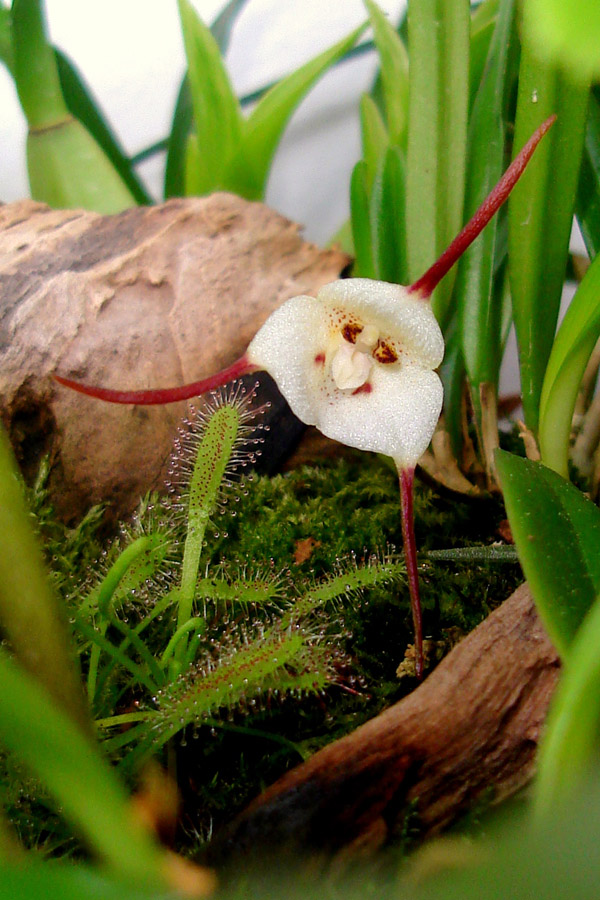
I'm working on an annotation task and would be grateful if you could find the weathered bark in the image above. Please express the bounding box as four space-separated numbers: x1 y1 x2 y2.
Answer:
0 196 349 520
217 583 560 866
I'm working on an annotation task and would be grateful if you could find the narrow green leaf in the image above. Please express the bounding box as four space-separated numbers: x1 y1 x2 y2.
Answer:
508 36 589 433
0 862 175 900
225 23 367 199
11 0 68 127
0 425 89 734
538 251 600 477
350 160 376 277
0 1 13 73
210 0 250 53
0 650 169 886
164 74 192 199
577 89 600 258
54 49 150 205
177 0 243 195
406 0 470 325
365 0 409 147
523 0 600 82
534 593 600 820
495 449 600 656
469 0 498 108
11 0 137 212
370 145 407 284
359 93 389 190
456 0 515 392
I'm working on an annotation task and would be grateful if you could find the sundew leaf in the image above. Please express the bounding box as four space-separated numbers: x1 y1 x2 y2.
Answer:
508 36 589 433
365 0 409 147
538 251 600 478
495 449 600 657
224 22 367 199
406 0 470 326
522 0 600 82
177 0 243 195
534 592 600 819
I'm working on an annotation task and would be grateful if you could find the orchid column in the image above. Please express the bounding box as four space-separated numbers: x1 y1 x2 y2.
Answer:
56 118 555 680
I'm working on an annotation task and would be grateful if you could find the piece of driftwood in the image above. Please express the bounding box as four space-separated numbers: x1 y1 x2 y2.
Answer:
216 583 560 867
0 196 349 520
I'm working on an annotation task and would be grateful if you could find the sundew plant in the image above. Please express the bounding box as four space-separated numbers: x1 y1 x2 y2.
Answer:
3 0 600 898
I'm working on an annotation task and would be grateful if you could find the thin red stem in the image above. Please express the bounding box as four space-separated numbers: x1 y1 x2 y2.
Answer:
408 114 556 299
54 355 257 404
398 465 423 680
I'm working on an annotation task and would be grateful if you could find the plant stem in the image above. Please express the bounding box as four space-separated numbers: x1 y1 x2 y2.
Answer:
397 465 423 679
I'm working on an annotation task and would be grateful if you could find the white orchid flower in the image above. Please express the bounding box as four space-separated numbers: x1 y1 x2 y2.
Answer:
57 117 554 679
246 278 444 470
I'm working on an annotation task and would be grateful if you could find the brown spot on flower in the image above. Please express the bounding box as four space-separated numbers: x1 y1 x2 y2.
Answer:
373 340 398 363
314 353 325 365
352 382 372 395
342 322 363 344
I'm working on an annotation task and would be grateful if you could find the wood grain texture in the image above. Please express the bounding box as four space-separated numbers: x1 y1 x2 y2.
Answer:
0 196 349 519
216 583 560 866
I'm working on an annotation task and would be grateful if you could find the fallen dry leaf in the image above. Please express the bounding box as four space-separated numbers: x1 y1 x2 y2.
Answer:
293 536 322 565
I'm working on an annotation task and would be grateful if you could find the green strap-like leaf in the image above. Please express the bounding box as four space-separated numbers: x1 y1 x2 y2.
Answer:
370 145 408 284
534 592 600 820
0 425 89 735
522 0 600 82
538 250 600 478
0 650 168 885
405 0 470 326
359 93 389 190
365 0 409 147
495 449 600 657
225 23 367 199
456 0 515 396
577 89 600 258
177 0 244 195
350 160 376 278
508 35 589 433
54 49 150 204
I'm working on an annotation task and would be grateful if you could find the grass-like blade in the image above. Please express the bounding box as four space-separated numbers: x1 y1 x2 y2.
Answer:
538 251 600 477
534 592 600 820
522 0 600 82
370 145 407 284
359 93 389 190
495 449 600 657
0 425 89 734
225 23 367 199
0 650 169 886
54 49 150 205
0 0 12 73
577 89 600 258
406 0 470 325
468 0 498 108
365 0 409 148
455 0 515 462
177 0 244 195
350 160 376 278
508 38 589 433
